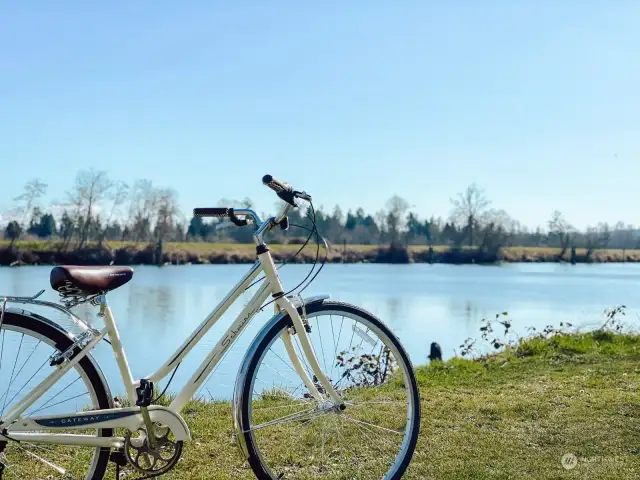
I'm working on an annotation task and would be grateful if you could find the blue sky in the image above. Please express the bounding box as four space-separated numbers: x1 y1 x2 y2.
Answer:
1 2 639 230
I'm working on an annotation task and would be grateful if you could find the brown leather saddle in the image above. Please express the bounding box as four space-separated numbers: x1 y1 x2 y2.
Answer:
50 265 134 296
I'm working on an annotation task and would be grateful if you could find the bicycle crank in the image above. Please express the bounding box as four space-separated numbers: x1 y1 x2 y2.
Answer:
124 424 183 477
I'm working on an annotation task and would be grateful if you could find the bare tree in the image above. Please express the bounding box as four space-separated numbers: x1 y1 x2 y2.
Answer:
385 195 410 246
154 188 180 242
482 209 515 230
66 170 113 248
97 181 129 246
584 223 611 260
152 188 180 264
609 221 635 258
548 210 574 260
375 209 388 243
450 183 491 247
126 179 158 242
14 179 47 238
479 208 515 250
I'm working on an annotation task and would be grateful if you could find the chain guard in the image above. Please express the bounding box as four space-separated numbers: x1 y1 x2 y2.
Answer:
124 424 183 477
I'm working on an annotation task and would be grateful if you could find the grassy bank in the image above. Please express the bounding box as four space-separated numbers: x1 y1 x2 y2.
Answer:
92 330 638 479
2 240 640 265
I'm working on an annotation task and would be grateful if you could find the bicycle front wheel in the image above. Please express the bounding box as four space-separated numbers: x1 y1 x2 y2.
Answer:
238 300 420 480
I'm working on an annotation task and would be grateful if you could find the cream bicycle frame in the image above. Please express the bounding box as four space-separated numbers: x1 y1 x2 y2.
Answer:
0 209 341 449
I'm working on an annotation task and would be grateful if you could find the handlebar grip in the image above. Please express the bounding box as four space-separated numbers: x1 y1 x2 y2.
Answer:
262 174 298 206
193 208 232 218
262 174 293 193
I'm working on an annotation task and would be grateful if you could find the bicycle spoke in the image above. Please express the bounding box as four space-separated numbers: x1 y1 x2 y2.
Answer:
320 409 327 472
0 329 5 384
341 414 403 463
22 442 77 460
253 400 312 413
316 317 328 375
331 316 345 380
18 446 66 475
340 414 404 436
254 379 297 399
1 456 20 478
28 376 82 416
268 347 300 377
260 362 298 387
329 315 337 380
5 356 50 411
346 400 406 407
28 391 89 414
248 405 323 432
1 333 24 416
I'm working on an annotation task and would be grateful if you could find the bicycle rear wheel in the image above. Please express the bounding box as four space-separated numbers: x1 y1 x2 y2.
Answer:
0 311 112 480
238 300 420 479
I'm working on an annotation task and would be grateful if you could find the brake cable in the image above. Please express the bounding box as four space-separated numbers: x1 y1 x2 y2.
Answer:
258 201 327 311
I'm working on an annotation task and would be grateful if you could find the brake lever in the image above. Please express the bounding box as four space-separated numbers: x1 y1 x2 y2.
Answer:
294 191 312 202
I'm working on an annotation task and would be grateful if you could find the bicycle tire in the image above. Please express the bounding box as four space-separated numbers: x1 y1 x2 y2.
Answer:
238 300 421 479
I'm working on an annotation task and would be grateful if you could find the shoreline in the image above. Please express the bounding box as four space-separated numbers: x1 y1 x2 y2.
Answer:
2 242 640 266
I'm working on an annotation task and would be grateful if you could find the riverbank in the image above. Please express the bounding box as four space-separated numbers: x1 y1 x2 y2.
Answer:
87 331 638 479
2 240 640 266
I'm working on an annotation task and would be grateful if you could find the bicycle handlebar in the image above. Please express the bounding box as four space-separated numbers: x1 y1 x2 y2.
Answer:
193 176 312 239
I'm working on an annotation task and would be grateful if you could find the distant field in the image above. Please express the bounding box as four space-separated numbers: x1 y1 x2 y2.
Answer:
2 240 640 264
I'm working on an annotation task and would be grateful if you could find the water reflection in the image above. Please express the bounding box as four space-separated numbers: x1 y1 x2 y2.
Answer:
0 263 639 400
126 285 175 327
385 297 402 327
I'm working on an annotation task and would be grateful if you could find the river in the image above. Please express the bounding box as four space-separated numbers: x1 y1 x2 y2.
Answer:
1 263 638 400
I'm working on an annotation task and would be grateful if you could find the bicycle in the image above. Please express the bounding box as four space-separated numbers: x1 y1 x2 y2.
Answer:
0 175 421 479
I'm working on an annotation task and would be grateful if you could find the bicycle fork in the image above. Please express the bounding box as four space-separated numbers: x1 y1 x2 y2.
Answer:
258 251 342 405
279 298 342 405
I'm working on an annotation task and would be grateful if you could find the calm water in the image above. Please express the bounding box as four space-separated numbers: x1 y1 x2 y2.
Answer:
1 263 639 400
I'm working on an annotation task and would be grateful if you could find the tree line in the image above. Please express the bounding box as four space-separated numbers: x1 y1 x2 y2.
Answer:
2 170 639 256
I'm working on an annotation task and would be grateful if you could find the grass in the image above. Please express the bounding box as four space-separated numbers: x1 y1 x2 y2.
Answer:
409 331 640 479
4 331 639 478
138 332 638 479
26 331 638 479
